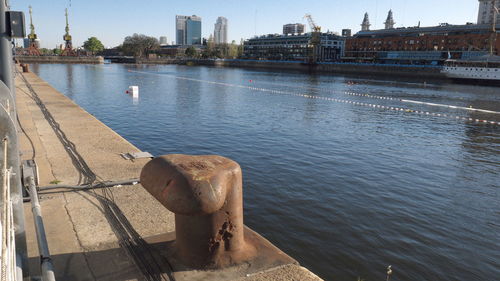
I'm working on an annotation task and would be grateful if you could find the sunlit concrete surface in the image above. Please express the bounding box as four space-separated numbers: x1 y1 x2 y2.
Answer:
15 69 322 281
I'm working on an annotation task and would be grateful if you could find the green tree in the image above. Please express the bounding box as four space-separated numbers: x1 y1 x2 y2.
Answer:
202 35 216 58
39 48 50 55
185 46 197 58
83 37 105 54
238 38 245 58
53 48 62 55
121 34 160 57
228 40 238 58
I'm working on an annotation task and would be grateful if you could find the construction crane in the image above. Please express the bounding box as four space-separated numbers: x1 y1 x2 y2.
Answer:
61 8 76 56
304 14 322 64
304 14 322 33
26 6 41 56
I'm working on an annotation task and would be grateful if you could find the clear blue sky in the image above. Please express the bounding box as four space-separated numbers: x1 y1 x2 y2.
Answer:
11 0 480 49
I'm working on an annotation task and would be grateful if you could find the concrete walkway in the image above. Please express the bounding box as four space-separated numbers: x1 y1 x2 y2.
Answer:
15 69 323 281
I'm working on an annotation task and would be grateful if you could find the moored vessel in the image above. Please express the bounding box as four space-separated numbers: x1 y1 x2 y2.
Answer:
442 55 500 82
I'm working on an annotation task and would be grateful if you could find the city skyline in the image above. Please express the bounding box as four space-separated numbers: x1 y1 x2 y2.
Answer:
11 0 480 49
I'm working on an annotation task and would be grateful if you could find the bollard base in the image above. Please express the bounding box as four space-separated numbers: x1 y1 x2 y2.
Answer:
145 226 298 281
21 63 30 73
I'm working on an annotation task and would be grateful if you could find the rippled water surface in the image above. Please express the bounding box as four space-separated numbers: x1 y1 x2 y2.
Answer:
32 64 500 280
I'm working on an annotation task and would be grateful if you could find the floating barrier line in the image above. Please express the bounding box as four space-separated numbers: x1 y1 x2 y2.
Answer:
250 81 500 115
128 70 499 126
342 92 500 114
400 99 500 114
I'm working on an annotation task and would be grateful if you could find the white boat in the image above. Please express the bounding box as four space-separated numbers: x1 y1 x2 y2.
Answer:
442 4 500 83
442 55 500 83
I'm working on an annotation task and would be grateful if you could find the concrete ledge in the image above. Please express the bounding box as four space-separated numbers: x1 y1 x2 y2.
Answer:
15 68 323 280
16 55 104 64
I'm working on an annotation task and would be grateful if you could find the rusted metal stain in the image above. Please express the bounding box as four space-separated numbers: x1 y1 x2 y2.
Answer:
140 154 257 269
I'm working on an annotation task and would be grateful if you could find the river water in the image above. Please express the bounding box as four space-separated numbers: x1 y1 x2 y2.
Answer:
32 64 499 281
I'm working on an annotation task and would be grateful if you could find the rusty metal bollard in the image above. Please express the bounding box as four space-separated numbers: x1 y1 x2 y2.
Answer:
21 63 30 73
140 154 257 269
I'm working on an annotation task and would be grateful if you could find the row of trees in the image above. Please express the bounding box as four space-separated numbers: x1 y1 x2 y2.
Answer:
200 35 244 59
18 37 105 56
118 33 244 59
72 34 244 58
28 34 244 58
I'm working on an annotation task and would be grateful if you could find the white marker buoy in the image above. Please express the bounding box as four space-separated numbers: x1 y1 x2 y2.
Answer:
128 86 139 98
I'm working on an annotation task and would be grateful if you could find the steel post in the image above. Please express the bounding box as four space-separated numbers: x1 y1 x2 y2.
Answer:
0 0 14 91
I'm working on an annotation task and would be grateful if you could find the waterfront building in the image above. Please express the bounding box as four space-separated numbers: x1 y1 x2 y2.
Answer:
176 15 202 45
361 13 371 31
344 22 500 64
478 0 500 25
159 36 168 46
342 29 352 37
243 33 344 62
283 23 305 35
214 17 228 44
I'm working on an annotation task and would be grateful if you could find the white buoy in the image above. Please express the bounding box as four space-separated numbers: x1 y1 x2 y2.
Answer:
128 86 139 98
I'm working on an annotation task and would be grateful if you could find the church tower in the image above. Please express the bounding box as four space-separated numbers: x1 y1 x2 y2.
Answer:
384 10 395 29
361 12 371 31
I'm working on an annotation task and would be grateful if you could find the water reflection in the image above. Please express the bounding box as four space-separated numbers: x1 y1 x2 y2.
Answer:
65 64 74 99
31 63 500 281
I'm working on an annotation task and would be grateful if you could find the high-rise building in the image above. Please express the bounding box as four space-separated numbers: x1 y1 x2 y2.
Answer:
283 23 305 35
159 36 168 46
176 15 187 45
478 0 500 25
214 17 228 44
176 15 202 45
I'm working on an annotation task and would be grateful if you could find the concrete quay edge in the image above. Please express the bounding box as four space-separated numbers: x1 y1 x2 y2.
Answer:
16 55 104 64
15 68 323 281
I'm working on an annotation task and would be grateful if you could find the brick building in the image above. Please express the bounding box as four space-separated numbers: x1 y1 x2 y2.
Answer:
344 23 500 65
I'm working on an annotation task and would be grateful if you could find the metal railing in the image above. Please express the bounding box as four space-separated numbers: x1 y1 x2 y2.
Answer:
1 137 16 281
1 1 28 280
0 73 26 281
